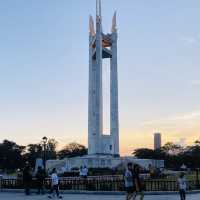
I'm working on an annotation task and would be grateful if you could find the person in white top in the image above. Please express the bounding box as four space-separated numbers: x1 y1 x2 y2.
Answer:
80 166 88 179
124 163 138 200
178 173 187 200
82 166 88 178
48 168 62 199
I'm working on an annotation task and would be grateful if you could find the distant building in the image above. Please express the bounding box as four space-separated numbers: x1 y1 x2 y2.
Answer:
154 133 162 150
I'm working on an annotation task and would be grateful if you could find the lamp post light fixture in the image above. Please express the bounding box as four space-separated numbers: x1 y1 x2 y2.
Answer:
42 136 48 172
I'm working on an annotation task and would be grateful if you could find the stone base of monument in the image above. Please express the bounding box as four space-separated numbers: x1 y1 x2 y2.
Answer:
46 155 164 174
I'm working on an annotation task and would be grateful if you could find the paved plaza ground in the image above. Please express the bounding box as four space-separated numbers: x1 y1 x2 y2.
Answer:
0 193 199 200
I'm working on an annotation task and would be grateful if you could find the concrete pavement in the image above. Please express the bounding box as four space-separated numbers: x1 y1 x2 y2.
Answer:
0 193 199 200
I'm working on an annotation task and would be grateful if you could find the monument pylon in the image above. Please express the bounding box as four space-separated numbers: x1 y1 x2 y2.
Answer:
88 0 119 156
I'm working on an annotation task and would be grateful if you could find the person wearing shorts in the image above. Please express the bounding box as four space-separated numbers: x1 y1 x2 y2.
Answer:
48 168 62 199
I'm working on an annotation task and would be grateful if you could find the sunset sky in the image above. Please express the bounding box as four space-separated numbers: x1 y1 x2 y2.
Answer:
0 0 200 155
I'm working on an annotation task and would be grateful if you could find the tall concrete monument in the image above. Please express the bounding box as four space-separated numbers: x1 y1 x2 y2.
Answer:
46 1 164 171
88 0 119 156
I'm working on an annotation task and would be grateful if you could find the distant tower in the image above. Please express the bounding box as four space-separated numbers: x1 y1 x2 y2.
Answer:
88 0 119 156
154 133 162 150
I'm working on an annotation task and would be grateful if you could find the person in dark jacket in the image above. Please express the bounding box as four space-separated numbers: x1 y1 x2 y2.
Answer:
134 164 145 200
36 166 46 194
23 165 32 195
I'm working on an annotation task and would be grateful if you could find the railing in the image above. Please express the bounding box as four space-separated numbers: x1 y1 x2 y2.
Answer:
0 176 199 192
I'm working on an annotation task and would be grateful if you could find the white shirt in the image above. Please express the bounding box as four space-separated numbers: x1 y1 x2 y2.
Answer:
79 169 83 176
178 177 187 191
82 167 88 176
124 169 134 188
51 173 59 185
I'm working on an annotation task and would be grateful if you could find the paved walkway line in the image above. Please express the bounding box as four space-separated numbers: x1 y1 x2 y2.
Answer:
1 189 200 195
0 193 200 200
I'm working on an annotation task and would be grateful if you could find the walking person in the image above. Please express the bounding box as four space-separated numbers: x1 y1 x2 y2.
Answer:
82 165 88 190
36 166 46 195
48 168 62 199
82 166 88 179
178 172 187 200
124 163 137 200
134 164 145 200
23 165 32 196
79 166 84 178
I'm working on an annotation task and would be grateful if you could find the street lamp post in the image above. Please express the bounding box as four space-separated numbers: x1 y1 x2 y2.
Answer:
42 136 48 172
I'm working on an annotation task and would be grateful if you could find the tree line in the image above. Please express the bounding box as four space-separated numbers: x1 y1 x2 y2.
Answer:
0 139 87 172
133 140 200 169
1 138 200 172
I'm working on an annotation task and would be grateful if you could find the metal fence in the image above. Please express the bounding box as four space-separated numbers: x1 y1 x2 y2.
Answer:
0 176 199 192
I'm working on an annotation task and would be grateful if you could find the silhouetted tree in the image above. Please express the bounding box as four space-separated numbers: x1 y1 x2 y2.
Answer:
133 148 156 159
162 142 183 155
45 138 58 160
184 140 200 168
23 138 58 168
23 144 43 168
133 143 186 169
58 143 87 159
0 140 25 171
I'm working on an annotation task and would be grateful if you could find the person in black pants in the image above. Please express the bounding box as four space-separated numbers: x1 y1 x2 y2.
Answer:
35 166 46 194
178 173 187 200
48 168 62 199
23 165 32 195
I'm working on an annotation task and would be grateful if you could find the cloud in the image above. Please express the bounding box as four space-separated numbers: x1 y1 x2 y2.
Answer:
142 110 200 127
177 138 187 147
180 36 199 45
172 111 200 121
191 80 200 86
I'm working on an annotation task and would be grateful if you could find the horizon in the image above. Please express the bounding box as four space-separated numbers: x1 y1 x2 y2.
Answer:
0 0 200 155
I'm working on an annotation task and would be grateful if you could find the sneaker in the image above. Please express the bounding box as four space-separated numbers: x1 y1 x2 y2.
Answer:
58 196 63 199
48 195 52 199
